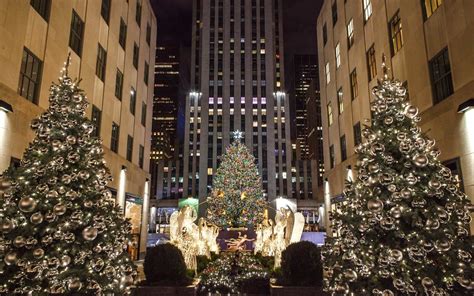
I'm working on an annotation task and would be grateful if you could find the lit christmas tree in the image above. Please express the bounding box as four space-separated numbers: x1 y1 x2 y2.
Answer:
323 58 473 295
207 131 266 228
0 59 136 295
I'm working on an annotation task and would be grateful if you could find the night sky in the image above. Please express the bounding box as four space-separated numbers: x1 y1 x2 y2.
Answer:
151 0 323 138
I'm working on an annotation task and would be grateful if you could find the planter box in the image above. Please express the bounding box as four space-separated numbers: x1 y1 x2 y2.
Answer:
270 284 327 296
134 285 197 296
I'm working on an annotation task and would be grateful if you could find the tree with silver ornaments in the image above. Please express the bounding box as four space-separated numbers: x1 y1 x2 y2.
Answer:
322 58 473 295
206 131 266 228
0 59 136 295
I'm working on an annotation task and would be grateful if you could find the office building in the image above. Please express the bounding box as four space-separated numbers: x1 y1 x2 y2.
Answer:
184 0 292 207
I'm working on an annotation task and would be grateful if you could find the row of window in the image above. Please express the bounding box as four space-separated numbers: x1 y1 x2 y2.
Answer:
92 105 146 168
328 121 361 169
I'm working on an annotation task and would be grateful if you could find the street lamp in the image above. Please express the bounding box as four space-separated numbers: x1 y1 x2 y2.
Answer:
457 98 474 113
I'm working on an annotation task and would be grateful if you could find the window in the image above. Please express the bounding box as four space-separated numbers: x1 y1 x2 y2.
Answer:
30 0 50 21
139 145 144 169
332 1 338 25
329 145 335 169
390 11 404 55
347 19 354 48
141 102 147 126
335 43 341 68
69 10 84 56
127 135 133 161
136 1 142 26
111 122 120 153
367 45 377 81
18 48 42 104
353 122 361 146
130 88 136 115
429 47 453 104
340 135 347 161
91 105 102 137
363 0 372 21
323 23 327 45
144 61 149 85
119 19 127 49
96 44 107 81
327 103 333 126
115 69 123 100
337 88 344 114
133 43 139 69
146 23 151 45
325 62 330 84
422 0 443 20
101 0 111 23
350 69 358 100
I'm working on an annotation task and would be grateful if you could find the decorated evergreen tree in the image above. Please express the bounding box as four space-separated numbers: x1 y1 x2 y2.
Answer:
323 59 473 295
0 60 136 295
207 131 266 228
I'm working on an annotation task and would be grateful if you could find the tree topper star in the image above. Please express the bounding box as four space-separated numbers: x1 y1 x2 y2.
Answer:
232 130 244 140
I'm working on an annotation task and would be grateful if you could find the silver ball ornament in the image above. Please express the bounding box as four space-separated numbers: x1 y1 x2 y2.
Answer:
33 248 44 259
4 252 17 265
53 203 67 216
412 154 428 167
82 226 98 241
367 199 384 213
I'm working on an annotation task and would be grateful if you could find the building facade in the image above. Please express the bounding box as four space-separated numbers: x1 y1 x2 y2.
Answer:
291 55 318 200
0 0 157 257
184 0 292 208
316 0 474 230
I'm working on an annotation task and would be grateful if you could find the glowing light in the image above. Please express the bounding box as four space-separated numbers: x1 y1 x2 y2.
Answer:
324 179 331 235
116 168 127 213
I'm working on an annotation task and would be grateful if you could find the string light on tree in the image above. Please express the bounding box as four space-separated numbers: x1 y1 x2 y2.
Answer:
322 55 473 295
206 133 266 228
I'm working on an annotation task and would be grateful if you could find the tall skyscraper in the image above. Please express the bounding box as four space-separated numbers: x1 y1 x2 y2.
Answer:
150 44 181 199
151 45 180 162
291 55 318 200
184 0 292 207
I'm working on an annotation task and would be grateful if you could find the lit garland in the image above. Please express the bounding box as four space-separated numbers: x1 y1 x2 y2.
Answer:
322 62 473 295
199 252 269 294
0 59 136 295
207 136 266 228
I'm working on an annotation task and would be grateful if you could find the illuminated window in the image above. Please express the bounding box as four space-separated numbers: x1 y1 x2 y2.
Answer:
347 19 354 48
389 11 404 56
337 88 343 114
350 69 358 100
366 44 377 81
325 62 330 84
327 103 333 126
335 42 341 68
363 0 372 22
422 0 443 20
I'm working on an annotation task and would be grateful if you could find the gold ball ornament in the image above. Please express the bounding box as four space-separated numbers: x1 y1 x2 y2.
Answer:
53 203 67 215
1 219 15 233
18 197 37 212
30 212 44 224
33 248 45 259
4 252 17 265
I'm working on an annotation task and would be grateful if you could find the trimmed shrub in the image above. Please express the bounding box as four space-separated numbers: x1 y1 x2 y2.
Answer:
280 241 323 286
143 243 191 286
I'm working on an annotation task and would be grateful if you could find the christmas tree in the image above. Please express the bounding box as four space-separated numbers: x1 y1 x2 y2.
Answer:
323 59 473 295
207 131 266 228
0 59 136 295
